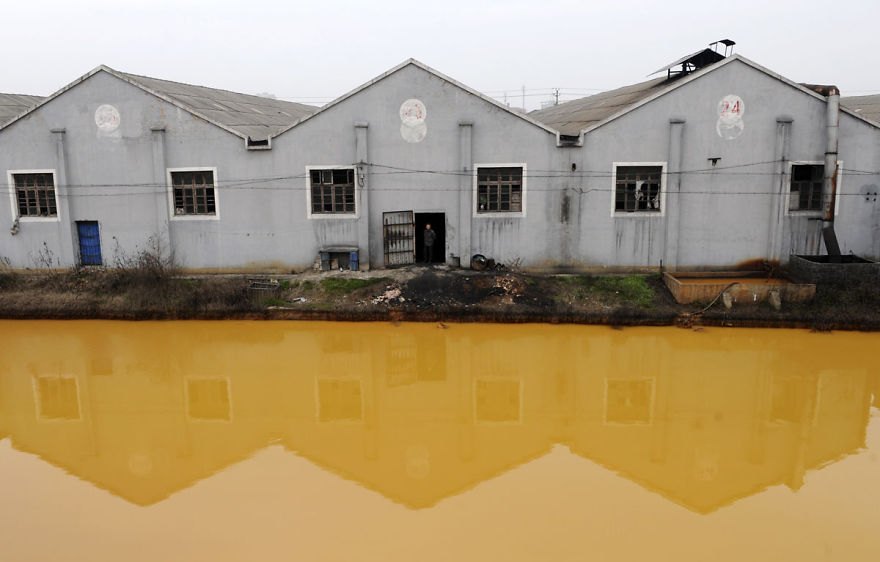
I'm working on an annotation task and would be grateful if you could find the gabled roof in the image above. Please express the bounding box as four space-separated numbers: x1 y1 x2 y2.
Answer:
0 66 317 143
118 72 317 141
0 93 43 127
529 76 674 136
271 58 559 141
531 54 880 136
841 94 880 124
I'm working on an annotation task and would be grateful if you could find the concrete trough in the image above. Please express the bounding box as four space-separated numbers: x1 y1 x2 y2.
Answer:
788 255 880 285
663 271 816 305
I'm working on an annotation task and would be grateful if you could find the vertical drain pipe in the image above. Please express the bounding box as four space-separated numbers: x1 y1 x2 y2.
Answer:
822 87 841 257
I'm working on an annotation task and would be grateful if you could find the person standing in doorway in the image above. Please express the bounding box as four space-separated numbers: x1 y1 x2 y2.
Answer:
423 223 436 264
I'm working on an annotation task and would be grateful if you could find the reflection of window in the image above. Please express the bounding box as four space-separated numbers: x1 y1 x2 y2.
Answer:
187 378 231 421
474 378 521 423
317 379 362 421
387 338 418 387
770 375 806 423
386 337 446 387
604 378 654 425
34 375 80 421
614 165 663 213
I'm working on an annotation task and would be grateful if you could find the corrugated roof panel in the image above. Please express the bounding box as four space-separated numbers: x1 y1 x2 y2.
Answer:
120 72 317 141
841 95 880 123
0 93 44 127
530 77 672 135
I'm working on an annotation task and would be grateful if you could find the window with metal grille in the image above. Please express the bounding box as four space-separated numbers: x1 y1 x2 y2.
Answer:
171 170 215 215
614 166 662 212
790 164 824 212
310 168 355 214
477 167 523 213
14 173 57 217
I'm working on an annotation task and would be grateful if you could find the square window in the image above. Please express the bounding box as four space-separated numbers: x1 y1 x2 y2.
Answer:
13 173 57 218
171 170 216 216
614 166 662 213
790 164 824 212
476 167 524 213
309 167 356 215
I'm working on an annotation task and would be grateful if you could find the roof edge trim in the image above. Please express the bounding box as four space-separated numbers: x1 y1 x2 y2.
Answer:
578 55 880 135
270 58 560 140
0 65 249 141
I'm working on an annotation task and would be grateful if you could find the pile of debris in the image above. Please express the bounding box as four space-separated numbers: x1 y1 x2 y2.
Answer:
372 283 405 305
492 274 526 304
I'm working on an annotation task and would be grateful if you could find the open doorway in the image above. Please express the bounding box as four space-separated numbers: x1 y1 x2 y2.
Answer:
414 212 445 264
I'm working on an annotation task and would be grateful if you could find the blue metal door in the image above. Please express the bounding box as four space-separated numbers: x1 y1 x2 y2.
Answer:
76 221 102 266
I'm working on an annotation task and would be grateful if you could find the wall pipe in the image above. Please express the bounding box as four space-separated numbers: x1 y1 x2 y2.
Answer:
822 86 841 256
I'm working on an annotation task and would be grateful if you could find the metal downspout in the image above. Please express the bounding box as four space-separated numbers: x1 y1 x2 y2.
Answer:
822 87 841 257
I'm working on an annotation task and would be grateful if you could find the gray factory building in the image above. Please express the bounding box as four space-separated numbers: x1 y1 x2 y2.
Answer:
1 47 878 271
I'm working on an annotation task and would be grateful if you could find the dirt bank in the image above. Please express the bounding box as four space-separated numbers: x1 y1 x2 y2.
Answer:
2 262 879 330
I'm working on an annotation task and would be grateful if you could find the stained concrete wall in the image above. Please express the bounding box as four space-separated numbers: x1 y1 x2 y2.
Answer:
1 58 878 271
272 64 564 269
574 58 880 269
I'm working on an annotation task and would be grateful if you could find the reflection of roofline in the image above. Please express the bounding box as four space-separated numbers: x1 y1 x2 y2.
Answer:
569 445 862 515
271 58 559 142
7 437 272 507
284 443 555 510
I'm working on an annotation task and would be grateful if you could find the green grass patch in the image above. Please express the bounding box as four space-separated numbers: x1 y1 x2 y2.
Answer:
556 275 592 286
262 297 288 307
593 275 654 308
320 277 389 294
301 280 315 290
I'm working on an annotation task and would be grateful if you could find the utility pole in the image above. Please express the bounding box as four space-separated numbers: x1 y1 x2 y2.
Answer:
554 88 560 105
522 85 525 111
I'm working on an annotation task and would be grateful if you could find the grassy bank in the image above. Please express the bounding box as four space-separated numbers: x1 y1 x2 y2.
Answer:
1 260 878 330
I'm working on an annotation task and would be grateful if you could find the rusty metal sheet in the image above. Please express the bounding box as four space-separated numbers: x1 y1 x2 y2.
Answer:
383 211 415 266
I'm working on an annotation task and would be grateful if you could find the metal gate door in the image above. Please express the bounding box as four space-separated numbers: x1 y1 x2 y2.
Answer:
383 211 415 266
76 221 102 266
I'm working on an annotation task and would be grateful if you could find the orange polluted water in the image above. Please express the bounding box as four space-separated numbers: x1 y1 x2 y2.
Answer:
0 321 878 562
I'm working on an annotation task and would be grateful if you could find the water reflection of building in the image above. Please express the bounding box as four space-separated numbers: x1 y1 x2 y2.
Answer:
0 322 876 512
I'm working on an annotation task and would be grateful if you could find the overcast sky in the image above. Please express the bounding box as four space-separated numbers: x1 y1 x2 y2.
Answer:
4 0 878 111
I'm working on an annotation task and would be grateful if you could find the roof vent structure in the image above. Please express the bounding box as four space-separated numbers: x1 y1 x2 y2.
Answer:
651 40 735 79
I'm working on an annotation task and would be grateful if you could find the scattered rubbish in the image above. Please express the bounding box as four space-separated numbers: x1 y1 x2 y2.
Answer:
372 283 404 304
472 254 506 271
492 274 526 304
291 297 307 303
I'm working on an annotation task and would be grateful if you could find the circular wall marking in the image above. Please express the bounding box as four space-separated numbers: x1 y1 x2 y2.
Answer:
399 98 427 143
716 94 744 140
95 104 120 132
399 98 426 124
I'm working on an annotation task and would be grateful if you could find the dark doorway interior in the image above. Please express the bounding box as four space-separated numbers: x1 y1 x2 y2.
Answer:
414 212 445 264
